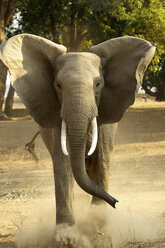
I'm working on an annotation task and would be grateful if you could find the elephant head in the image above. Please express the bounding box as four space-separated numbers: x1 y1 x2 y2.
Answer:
0 34 155 208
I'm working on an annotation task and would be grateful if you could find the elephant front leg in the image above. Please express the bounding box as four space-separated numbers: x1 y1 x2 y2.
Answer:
40 126 75 225
52 154 75 225
51 127 75 225
90 123 117 205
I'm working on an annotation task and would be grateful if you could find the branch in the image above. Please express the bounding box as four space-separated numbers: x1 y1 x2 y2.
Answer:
4 0 14 26
25 131 40 163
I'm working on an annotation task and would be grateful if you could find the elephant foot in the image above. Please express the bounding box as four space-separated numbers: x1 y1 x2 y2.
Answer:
54 224 91 248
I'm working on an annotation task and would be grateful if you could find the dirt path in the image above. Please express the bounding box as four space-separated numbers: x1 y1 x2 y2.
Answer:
0 100 165 247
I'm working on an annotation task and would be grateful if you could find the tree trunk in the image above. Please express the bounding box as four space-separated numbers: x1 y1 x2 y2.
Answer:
156 83 165 101
70 3 78 51
50 13 60 44
0 61 7 118
4 84 14 116
0 0 14 119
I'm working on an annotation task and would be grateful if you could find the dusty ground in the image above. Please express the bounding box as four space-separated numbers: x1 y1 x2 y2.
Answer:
0 96 165 247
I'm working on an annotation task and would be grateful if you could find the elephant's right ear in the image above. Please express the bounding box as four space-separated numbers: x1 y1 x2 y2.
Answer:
0 34 67 127
90 37 156 124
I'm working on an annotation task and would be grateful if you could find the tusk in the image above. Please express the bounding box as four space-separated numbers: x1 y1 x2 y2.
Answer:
88 117 98 156
61 119 69 156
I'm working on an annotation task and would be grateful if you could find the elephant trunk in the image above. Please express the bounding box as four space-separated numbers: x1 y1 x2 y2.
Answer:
63 113 118 208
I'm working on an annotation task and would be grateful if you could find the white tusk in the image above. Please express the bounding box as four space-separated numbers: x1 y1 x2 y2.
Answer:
61 119 69 156
88 117 98 156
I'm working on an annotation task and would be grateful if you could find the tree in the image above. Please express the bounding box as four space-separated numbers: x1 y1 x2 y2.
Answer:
11 0 129 50
0 0 14 119
4 84 14 116
11 0 91 51
10 0 68 42
122 0 165 100
143 54 165 101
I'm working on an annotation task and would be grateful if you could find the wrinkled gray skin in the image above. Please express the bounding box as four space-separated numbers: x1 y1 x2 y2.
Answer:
39 53 118 224
0 34 155 226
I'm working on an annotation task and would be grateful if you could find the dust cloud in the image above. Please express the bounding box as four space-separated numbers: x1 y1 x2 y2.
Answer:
16 192 161 248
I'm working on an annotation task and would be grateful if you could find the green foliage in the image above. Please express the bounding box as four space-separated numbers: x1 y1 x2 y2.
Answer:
6 0 165 99
86 0 128 44
6 0 68 40
121 0 165 97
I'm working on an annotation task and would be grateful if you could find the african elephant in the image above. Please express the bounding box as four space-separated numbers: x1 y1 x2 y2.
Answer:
0 34 155 225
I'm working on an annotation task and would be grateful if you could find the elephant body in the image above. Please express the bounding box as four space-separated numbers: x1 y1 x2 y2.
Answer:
39 122 117 224
0 34 155 225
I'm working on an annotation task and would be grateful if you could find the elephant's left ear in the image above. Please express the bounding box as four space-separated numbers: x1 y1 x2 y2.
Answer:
90 36 156 123
0 34 67 127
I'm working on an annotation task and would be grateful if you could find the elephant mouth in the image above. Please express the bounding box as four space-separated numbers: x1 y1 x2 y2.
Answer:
61 117 98 156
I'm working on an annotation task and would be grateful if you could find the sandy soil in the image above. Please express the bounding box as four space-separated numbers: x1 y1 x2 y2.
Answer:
0 97 165 247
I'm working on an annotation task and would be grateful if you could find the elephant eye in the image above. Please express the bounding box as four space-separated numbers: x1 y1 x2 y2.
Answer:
96 82 100 88
57 83 61 89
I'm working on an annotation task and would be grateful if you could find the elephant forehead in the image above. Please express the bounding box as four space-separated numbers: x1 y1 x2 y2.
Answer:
55 52 102 78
